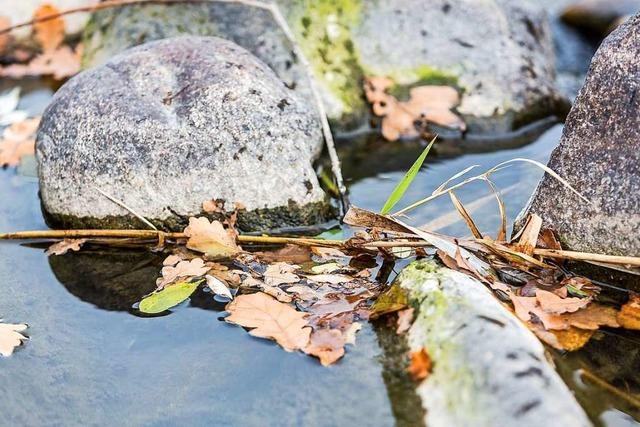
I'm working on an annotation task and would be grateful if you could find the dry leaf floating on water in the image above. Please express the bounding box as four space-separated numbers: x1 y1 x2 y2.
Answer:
45 238 87 256
184 217 241 258
0 320 28 357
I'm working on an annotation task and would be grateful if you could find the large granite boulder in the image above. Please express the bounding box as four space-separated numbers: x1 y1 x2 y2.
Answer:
519 15 640 256
81 0 567 134
36 36 333 232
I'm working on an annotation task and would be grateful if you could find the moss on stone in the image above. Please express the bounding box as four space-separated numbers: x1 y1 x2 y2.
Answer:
43 200 337 233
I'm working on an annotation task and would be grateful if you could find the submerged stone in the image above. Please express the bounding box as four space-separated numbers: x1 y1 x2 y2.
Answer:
519 15 640 256
37 36 334 232
396 259 591 427
81 0 567 134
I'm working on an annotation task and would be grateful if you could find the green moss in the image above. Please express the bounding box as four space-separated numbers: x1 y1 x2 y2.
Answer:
288 0 366 125
383 65 460 99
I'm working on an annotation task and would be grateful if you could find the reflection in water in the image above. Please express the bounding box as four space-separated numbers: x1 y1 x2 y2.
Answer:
48 249 164 312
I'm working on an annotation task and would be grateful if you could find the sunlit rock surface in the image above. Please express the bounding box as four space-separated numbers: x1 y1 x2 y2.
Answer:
520 15 640 256
37 36 333 231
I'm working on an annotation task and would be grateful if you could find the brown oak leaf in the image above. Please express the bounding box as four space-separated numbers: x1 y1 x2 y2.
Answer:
183 217 240 258
45 238 87 256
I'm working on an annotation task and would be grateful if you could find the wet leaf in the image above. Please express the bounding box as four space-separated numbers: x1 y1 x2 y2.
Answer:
561 303 619 330
45 238 87 256
258 284 293 303
371 283 408 319
344 322 362 346
139 280 202 314
0 45 81 80
530 323 594 351
205 275 233 301
184 217 240 258
304 328 346 366
305 273 353 285
286 285 319 301
157 258 209 288
163 254 183 267
33 4 65 53
617 294 640 330
536 289 590 315
0 320 28 357
380 137 436 214
225 292 311 352
263 262 300 287
310 262 343 274
511 295 566 330
310 246 348 260
408 348 432 381
256 244 311 264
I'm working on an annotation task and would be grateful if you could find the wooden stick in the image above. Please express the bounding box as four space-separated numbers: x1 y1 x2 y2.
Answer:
533 248 640 268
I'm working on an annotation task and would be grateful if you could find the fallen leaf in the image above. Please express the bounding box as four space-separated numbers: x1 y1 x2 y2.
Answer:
536 289 590 315
258 284 293 303
157 258 209 288
343 322 362 346
617 294 640 330
304 328 346 366
184 217 241 258
263 262 300 286
537 228 562 250
286 285 319 301
408 348 432 381
370 283 408 319
139 280 202 314
225 292 311 351
310 246 348 260
45 238 87 256
396 307 414 334
205 275 233 301
305 273 353 285
310 262 343 274
33 4 65 53
0 320 28 357
256 244 311 264
559 303 619 330
0 45 81 80
0 116 39 167
364 76 465 141
163 254 183 266
202 198 225 214
511 295 567 330
0 16 11 55
530 323 594 351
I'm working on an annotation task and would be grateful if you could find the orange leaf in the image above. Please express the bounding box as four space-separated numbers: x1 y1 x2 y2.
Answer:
617 294 640 330
33 4 65 53
304 328 346 366
408 348 432 381
0 16 11 55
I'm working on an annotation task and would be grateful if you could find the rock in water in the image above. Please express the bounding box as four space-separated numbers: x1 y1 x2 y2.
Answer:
520 15 640 256
82 0 567 134
36 36 333 232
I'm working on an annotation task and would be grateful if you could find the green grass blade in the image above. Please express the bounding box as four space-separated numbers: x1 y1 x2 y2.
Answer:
380 137 436 214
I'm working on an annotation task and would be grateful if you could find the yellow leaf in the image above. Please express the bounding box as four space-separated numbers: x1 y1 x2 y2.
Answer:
183 217 241 258
33 4 65 53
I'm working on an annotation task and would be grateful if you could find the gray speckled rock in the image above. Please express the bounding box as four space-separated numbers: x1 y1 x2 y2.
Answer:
519 15 640 256
397 260 591 427
36 35 333 232
81 1 317 120
82 0 567 134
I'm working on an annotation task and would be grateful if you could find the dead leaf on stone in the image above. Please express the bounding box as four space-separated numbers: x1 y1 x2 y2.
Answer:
617 294 640 330
0 320 28 357
45 238 87 256
537 228 562 250
33 4 65 53
157 258 209 288
536 289 590 314
263 262 300 287
205 275 233 301
364 76 465 141
184 217 241 258
304 328 346 366
202 198 225 214
408 348 432 381
396 307 414 334
225 292 311 352
0 116 39 167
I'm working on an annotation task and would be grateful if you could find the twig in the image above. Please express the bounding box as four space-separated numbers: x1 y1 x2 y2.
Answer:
93 186 158 230
578 369 640 410
534 248 640 268
0 0 350 214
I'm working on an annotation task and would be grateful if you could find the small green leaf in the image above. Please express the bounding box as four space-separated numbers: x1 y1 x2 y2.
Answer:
380 137 436 215
139 279 203 314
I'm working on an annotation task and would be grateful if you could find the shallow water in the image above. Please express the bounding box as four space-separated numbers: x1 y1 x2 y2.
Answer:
1 80 639 426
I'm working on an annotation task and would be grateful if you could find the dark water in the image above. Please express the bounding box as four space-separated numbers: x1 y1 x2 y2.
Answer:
1 81 638 426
